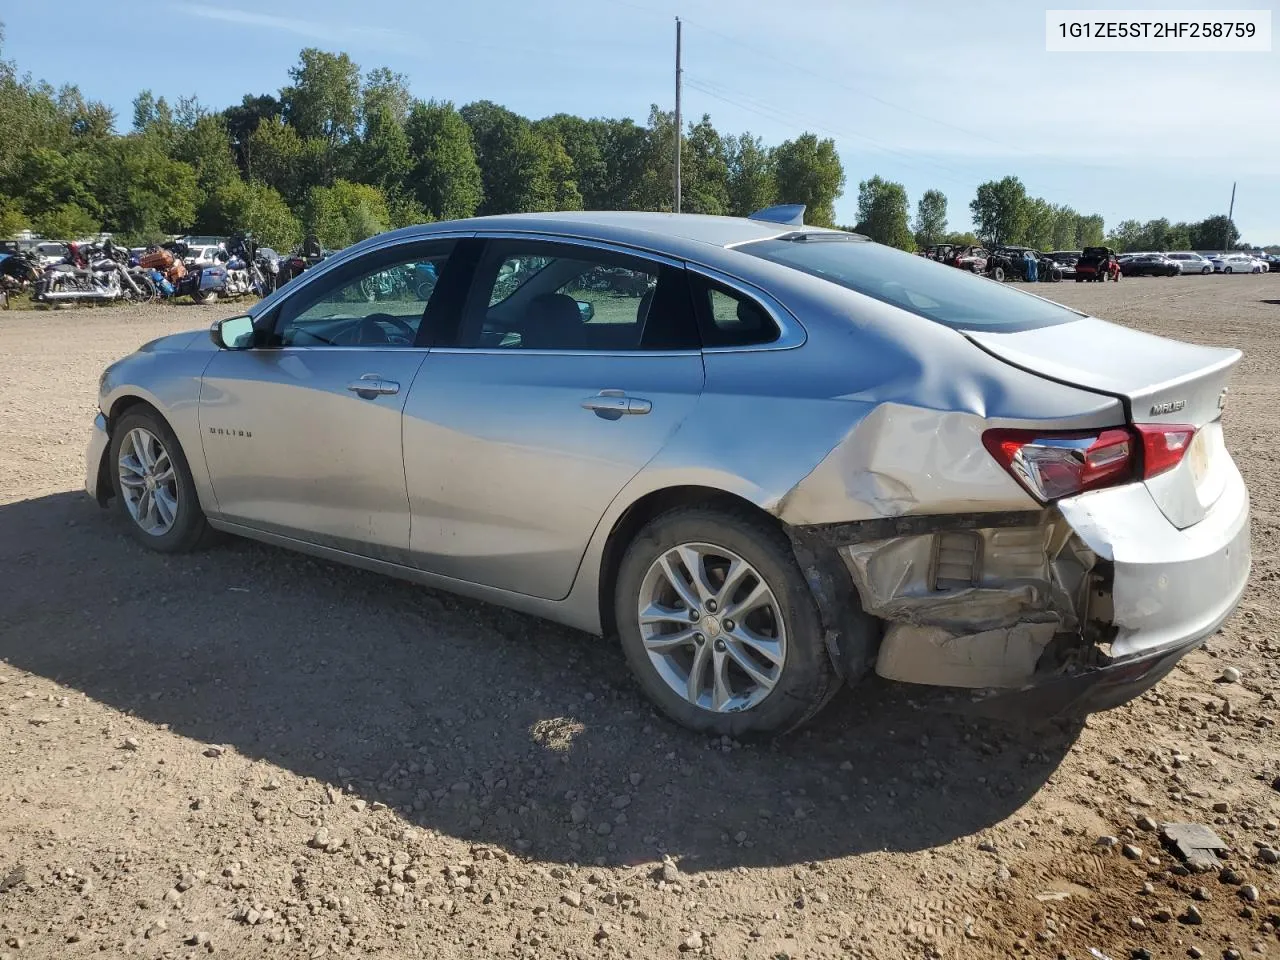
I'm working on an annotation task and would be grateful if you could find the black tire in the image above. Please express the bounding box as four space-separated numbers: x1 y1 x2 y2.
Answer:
1201 266 1210 274
192 288 218 304
1224 267 1233 274
108 408 210 553
991 266 1005 282
1074 276 1083 282
128 275 157 303
614 506 839 737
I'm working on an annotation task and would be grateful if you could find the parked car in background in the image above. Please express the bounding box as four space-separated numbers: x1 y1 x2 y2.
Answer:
1249 256 1270 273
1211 253 1262 274
1164 252 1213 274
84 209 1251 735
1120 254 1180 278
1046 251 1080 279
33 241 71 268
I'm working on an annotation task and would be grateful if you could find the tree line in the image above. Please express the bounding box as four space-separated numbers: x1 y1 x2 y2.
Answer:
0 25 1248 255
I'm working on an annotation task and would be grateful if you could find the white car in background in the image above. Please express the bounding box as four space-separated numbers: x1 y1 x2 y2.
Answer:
1164 252 1213 275
1210 253 1262 274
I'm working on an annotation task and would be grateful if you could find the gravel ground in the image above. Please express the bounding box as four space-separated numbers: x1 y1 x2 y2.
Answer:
0 277 1278 960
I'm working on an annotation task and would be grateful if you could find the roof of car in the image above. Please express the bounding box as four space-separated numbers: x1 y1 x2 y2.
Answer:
362 211 849 256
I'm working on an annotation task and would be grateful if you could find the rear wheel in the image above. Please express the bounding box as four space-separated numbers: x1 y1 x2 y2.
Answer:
192 288 218 304
1225 267 1233 274
1201 266 1210 274
109 409 210 553
991 266 1005 282
614 507 838 736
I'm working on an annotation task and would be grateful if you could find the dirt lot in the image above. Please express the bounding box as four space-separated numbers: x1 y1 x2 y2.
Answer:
1 277 1278 960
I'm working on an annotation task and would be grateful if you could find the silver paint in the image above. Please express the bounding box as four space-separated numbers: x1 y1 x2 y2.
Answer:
85 212 1252 694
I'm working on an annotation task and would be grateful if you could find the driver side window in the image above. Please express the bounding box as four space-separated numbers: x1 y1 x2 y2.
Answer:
274 243 454 348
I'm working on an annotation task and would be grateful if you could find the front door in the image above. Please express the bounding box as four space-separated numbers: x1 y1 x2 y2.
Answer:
199 239 457 561
402 237 705 599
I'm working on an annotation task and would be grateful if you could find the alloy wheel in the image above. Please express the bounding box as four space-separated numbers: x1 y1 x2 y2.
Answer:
117 427 179 536
636 542 787 713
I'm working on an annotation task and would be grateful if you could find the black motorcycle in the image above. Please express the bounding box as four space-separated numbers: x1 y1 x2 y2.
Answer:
0 250 42 309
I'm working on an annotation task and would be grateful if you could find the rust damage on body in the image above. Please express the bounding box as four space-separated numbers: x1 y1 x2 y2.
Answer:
787 512 1117 690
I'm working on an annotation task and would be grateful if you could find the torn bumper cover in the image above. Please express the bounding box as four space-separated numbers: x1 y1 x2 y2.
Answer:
792 461 1251 717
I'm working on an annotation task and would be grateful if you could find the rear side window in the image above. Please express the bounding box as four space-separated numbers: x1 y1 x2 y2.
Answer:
739 237 1083 332
689 275 779 348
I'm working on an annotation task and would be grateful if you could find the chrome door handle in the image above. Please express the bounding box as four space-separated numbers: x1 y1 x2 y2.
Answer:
347 376 400 397
581 389 651 418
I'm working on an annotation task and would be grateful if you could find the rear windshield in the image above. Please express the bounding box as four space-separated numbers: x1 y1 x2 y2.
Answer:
739 237 1083 332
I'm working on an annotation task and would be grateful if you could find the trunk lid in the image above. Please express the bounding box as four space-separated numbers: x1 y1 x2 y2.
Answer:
967 315 1241 529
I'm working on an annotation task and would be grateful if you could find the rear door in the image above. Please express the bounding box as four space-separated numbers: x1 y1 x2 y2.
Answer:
966 318 1241 528
402 235 705 600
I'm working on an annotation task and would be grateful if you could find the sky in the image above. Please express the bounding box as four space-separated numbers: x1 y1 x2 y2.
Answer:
3 0 1277 241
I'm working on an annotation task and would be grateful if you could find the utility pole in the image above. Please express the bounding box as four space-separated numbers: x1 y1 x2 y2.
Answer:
1224 181 1236 252
673 17 682 214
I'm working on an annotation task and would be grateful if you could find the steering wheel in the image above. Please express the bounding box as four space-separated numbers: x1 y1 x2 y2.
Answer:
353 313 417 346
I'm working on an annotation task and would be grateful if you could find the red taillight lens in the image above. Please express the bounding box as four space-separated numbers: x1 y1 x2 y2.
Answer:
983 428 1135 501
1133 423 1196 478
984 424 1199 501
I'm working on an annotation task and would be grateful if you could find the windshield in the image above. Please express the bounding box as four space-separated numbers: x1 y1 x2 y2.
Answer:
739 237 1083 332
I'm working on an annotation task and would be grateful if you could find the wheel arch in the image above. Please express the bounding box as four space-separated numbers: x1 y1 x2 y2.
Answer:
96 394 186 503
596 484 782 640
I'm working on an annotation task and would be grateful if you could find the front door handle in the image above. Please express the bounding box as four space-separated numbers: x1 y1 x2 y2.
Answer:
347 375 400 397
581 389 652 418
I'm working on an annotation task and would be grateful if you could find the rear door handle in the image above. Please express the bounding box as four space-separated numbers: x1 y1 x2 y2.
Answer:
581 389 651 418
347 375 400 397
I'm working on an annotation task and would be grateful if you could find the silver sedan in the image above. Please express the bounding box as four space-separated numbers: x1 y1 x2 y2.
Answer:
85 209 1251 735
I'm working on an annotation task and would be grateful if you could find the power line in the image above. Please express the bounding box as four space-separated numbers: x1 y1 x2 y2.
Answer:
684 75 978 191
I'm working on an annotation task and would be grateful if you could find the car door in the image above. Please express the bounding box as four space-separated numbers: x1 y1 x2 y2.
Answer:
402 235 705 600
198 238 459 561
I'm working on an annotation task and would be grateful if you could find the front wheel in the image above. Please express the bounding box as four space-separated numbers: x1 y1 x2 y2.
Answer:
614 507 842 736
1201 266 1210 274
109 409 210 552
991 266 1005 282
1224 267 1233 274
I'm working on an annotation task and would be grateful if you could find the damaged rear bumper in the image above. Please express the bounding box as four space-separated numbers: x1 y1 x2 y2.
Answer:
789 460 1251 717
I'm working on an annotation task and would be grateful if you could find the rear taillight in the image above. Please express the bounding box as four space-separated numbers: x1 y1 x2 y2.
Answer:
984 429 1134 501
1133 423 1196 478
983 424 1198 501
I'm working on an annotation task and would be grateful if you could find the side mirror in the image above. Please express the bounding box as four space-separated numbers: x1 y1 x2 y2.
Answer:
576 299 595 322
210 315 256 350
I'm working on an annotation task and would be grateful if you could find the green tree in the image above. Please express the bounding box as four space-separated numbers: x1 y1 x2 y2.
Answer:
281 48 361 146
405 100 482 220
855 175 913 249
912 188 948 246
970 175 1028 247
681 115 730 216
201 179 301 249
306 179 389 248
460 101 556 214
248 117 327 207
537 115 607 208
95 137 198 240
1074 214 1105 247
359 104 412 193
725 133 776 217
0 195 27 235
361 67 411 124
222 93 281 178
1050 206 1078 250
772 132 844 227
1023 196 1058 250
1191 215 1238 251
32 202 99 239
